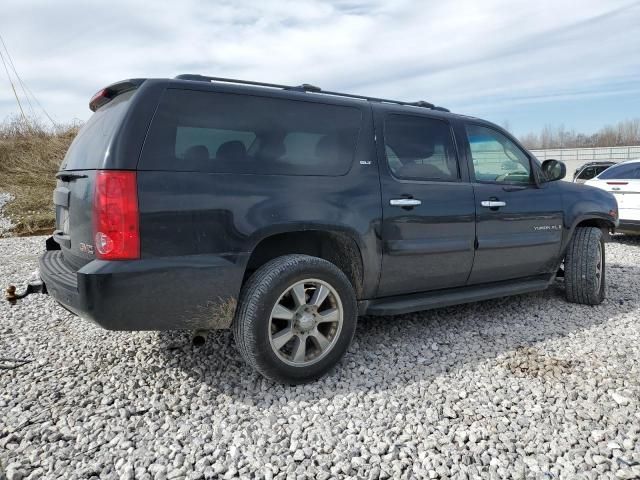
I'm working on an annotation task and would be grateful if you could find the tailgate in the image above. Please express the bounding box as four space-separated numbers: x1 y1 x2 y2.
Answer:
53 172 97 270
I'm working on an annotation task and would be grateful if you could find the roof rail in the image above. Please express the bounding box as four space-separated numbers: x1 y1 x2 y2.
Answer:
174 74 450 112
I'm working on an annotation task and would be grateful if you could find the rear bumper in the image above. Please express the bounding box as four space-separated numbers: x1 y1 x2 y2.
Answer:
39 250 246 330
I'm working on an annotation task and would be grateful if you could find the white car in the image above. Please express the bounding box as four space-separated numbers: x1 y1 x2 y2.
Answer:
585 159 640 234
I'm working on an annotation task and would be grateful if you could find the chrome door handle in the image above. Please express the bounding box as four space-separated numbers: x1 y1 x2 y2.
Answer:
390 198 422 207
481 200 506 208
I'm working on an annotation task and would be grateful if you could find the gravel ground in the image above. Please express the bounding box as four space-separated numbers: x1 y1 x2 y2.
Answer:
1 235 640 480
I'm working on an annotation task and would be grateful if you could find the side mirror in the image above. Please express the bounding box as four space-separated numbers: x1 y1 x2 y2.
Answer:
541 159 566 182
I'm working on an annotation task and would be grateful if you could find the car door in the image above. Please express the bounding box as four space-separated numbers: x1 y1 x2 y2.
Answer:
460 122 563 284
376 111 476 297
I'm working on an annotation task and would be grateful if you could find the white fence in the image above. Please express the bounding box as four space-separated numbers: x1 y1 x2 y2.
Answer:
530 145 640 162
529 145 640 179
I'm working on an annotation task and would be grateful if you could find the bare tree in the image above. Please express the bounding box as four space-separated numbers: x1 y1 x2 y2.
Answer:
516 118 640 149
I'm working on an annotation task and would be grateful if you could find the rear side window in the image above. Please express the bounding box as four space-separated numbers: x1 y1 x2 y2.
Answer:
598 163 640 179
139 89 363 175
383 115 459 181
61 90 135 170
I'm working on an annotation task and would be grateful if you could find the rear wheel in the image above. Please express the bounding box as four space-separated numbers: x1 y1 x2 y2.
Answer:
564 227 606 305
233 255 357 384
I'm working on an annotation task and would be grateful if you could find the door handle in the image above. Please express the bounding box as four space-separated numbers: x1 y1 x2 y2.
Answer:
481 200 506 208
390 198 422 207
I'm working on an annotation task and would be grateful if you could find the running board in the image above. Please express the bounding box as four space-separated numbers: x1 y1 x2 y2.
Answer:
363 277 551 316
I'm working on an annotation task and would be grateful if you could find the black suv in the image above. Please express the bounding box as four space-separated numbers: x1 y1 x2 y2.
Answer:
38 75 618 383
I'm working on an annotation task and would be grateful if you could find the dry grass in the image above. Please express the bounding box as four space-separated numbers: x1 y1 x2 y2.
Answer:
0 117 80 235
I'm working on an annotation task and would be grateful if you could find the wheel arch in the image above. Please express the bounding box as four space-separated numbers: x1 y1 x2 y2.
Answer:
243 227 368 299
562 214 616 256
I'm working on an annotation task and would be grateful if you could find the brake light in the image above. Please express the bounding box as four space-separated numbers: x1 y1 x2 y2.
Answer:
93 171 139 260
89 88 111 112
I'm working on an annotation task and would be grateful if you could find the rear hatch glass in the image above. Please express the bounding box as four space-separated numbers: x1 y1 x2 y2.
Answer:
55 90 136 270
597 162 640 181
61 90 135 170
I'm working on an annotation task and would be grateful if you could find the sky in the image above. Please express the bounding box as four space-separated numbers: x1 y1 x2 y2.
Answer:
1 0 639 136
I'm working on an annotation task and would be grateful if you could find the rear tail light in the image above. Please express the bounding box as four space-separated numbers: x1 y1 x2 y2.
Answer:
93 171 140 260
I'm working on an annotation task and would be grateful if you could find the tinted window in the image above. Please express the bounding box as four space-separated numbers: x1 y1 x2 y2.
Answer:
598 162 640 179
62 90 135 170
140 89 362 175
384 115 458 181
577 167 597 180
175 127 256 159
578 165 611 180
466 124 531 184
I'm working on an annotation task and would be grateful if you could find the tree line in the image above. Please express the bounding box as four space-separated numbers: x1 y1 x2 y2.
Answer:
513 118 640 150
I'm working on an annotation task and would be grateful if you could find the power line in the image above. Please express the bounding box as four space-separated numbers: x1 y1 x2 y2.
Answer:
22 81 58 127
0 46 29 126
0 35 35 118
0 33 57 127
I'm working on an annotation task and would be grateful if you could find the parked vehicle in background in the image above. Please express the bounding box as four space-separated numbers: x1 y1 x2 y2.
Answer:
31 75 619 383
585 159 640 233
573 161 616 183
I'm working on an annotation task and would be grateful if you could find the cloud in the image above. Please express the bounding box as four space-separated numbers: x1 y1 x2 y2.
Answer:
1 0 639 133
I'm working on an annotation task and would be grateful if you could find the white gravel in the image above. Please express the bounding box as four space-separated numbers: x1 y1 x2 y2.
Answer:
1 235 640 480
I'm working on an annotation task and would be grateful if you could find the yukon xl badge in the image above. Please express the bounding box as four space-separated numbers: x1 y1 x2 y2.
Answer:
79 243 94 255
533 225 562 231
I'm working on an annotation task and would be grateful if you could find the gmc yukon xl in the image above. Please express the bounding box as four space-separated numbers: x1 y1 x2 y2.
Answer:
35 75 618 383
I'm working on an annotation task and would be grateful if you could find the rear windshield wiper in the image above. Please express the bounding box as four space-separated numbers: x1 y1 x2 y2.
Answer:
55 171 88 181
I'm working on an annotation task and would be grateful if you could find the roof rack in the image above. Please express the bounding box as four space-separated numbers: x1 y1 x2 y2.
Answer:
174 74 450 112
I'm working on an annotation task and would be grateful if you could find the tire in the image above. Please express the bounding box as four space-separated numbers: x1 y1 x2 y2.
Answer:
564 227 606 305
233 254 357 384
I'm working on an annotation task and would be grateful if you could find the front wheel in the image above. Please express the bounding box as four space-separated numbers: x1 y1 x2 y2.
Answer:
564 226 606 305
233 255 357 384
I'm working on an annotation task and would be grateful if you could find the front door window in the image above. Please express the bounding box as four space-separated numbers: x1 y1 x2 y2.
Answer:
466 124 532 185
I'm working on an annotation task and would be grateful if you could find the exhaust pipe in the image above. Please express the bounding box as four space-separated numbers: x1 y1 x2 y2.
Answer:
192 330 208 347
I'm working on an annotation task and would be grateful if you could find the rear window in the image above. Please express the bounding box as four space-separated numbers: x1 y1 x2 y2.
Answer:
139 89 362 175
597 162 640 180
61 90 135 170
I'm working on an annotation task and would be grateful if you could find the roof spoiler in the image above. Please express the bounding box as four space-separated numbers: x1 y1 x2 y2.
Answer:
89 78 146 112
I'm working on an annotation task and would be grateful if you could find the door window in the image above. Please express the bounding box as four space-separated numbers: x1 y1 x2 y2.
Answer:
384 115 459 181
465 124 532 184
